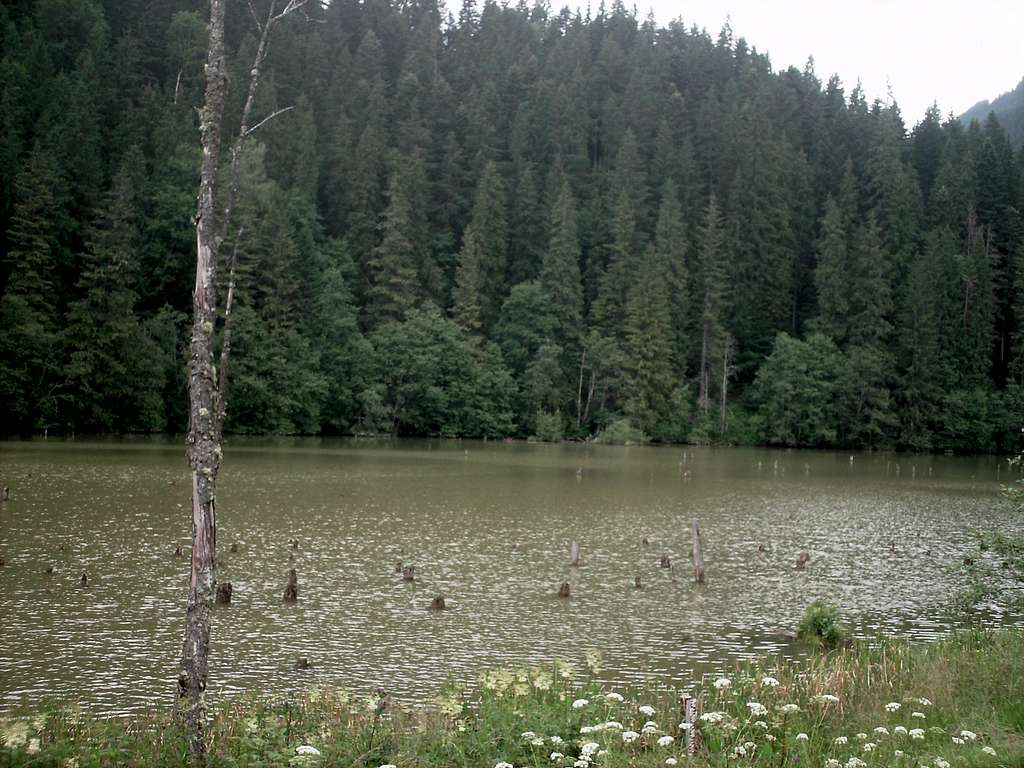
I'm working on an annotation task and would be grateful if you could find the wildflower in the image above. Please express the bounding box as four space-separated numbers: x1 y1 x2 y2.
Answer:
550 753 564 761
574 761 588 768
604 721 624 730
679 722 692 731
895 750 905 757
639 705 657 717
886 702 901 712
622 730 641 744
666 759 678 767
579 726 594 735
834 736 849 745
714 677 732 689
919 698 932 706
550 736 564 745
1 721 29 749
910 729 925 740
586 649 603 673
513 683 530 697
747 702 768 716
952 737 965 745
766 734 777 742
295 746 321 756
893 726 908 735
521 732 537 740
572 699 589 709
856 733 868 741
762 676 781 687
846 758 867 768
657 735 675 747
581 743 600 755
754 720 769 730
863 742 877 753
531 738 546 747
700 712 724 724
642 720 659 732
912 712 926 719
780 704 800 714
875 727 890 736
378 765 396 768
731 746 748 758
26 739 40 755
935 758 950 768
826 760 841 768
495 763 515 768
532 672 553 691
791 732 806 741
605 692 624 703
960 730 977 741
745 741 756 750
65 760 79 768
981 746 997 756
816 694 841 704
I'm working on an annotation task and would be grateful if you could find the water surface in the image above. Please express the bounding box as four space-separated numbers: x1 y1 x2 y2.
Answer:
0 438 1021 715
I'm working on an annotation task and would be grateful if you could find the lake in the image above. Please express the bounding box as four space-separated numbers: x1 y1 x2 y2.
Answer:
0 438 1021 715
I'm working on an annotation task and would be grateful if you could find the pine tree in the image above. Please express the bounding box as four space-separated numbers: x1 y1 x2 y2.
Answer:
696 194 728 415
654 180 689 378
539 180 583 353
812 196 851 343
364 169 420 329
454 160 508 331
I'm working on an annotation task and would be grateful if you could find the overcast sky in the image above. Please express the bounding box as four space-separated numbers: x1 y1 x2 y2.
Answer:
636 0 1023 128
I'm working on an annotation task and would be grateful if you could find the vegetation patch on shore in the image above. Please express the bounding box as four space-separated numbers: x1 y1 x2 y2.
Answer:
1 631 1021 767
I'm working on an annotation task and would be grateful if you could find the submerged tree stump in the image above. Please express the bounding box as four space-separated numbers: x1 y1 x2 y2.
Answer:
430 595 446 610
289 538 299 550
394 560 403 573
692 520 705 584
642 536 650 546
294 656 311 670
402 565 415 582
796 551 811 570
634 575 642 589
216 582 233 604
229 543 238 553
79 572 88 587
283 569 298 603
570 541 581 567
558 581 571 598
174 545 184 557
660 554 672 568
1 485 8 502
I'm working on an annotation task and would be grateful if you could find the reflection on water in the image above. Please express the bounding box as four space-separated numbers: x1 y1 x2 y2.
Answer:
0 438 1022 715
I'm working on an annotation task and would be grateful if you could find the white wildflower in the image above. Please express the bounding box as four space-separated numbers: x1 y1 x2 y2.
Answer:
952 737 965 745
762 676 781 687
657 735 675 747
604 721 624 730
893 726 908 735
678 722 692 731
622 730 640 744
572 699 589 709
816 694 841 704
495 762 515 768
960 730 977 741
895 750 905 758
581 742 600 755
666 759 678 766
825 760 841 768
780 704 800 714
27 739 40 755
639 705 656 716
919 698 932 707
521 732 537 740
910 729 925 740
856 733 869 741
935 757 950 768
981 746 997 756
574 761 588 768
531 738 546 747
550 736 564 745
549 753 563 762
766 734 777 742
714 677 732 689
605 692 624 703
912 712 926 719
747 702 768 717
886 702 901 713
700 712 724 724
378 765 396 768
834 736 849 745
796 733 809 741
754 720 769 730
846 758 867 768
579 726 594 735
863 742 877 753
295 746 321 756
875 727 890 736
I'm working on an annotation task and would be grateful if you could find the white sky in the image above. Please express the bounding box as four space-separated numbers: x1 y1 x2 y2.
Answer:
636 0 1024 127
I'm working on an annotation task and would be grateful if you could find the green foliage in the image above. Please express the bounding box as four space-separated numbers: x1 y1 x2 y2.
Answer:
594 418 647 445
797 600 846 647
531 410 564 442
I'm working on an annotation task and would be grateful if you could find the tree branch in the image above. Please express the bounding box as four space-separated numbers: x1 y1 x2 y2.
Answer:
216 226 243 437
242 106 295 138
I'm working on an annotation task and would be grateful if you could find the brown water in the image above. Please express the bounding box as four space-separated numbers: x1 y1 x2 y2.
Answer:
0 438 1021 715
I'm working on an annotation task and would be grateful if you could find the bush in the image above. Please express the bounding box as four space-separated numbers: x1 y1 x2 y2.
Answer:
594 417 647 445
531 409 564 442
797 600 845 647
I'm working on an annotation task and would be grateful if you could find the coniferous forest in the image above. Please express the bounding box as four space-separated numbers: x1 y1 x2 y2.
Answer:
1 0 1023 451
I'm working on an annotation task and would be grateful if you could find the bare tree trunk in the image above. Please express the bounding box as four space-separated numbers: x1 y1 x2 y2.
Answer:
698 320 710 415
177 0 227 757
719 335 732 437
576 348 586 428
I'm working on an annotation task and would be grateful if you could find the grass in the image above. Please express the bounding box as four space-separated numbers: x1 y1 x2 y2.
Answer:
1 631 1022 767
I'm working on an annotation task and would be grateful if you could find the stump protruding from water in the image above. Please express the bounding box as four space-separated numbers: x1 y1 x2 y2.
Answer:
294 656 311 670
229 543 238 554
283 568 298 603
430 595 446 611
394 560 403 573
634 575 642 589
289 538 299 550
570 540 581 567
642 536 650 546
660 554 672 569
79 572 88 587
216 582 233 605
558 581 571 598
692 520 705 584
757 543 766 553
46 566 54 575
174 544 184 557
1 485 8 502
796 551 811 570
402 565 415 582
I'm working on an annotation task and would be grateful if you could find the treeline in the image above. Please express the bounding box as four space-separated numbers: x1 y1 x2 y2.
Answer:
1 0 1023 451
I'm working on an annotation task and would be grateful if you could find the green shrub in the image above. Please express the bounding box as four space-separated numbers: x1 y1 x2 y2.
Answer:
797 600 845 647
531 409 564 442
594 417 647 445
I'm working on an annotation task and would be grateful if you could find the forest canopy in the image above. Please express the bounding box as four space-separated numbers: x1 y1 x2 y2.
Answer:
1 0 1022 452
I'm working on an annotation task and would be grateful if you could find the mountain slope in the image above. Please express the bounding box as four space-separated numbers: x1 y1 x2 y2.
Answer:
961 77 1024 146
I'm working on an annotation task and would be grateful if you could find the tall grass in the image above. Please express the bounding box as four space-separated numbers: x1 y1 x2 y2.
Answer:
1 631 1021 767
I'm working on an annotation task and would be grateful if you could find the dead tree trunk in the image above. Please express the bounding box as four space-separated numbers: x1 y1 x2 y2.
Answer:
692 520 705 584
177 0 307 759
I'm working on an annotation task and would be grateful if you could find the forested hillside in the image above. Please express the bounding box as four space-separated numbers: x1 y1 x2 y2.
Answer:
2 0 1023 451
961 78 1024 149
